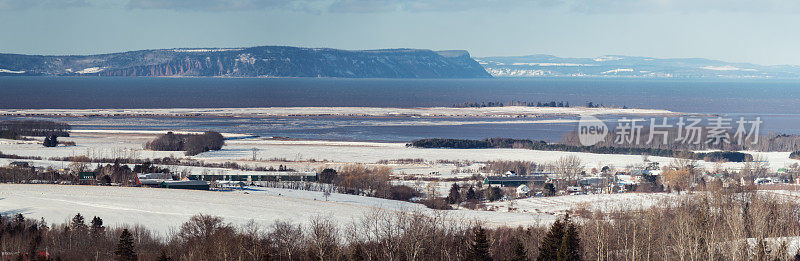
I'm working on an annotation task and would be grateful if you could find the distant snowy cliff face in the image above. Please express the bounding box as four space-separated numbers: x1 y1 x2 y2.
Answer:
0 46 491 78
477 55 800 78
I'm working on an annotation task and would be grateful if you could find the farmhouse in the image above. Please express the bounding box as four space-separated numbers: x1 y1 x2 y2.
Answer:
516 184 531 197
484 175 547 187
158 180 210 190
78 171 97 185
9 161 30 168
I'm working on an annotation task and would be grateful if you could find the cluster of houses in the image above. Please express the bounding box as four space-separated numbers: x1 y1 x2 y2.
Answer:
483 170 638 198
136 171 318 190
481 163 654 198
484 163 800 198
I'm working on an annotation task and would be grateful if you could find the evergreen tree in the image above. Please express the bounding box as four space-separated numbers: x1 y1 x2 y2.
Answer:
539 217 564 261
466 186 477 200
512 239 528 261
114 229 137 261
43 135 59 147
486 186 503 201
447 183 461 204
467 226 491 261
538 215 582 261
557 215 582 261
71 213 87 231
90 216 105 236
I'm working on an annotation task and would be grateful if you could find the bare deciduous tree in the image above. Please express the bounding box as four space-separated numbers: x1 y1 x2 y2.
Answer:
554 155 584 182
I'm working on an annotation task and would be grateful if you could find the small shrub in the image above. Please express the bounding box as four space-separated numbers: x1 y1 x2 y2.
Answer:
422 197 452 210
389 185 419 201
486 186 503 201
699 151 752 162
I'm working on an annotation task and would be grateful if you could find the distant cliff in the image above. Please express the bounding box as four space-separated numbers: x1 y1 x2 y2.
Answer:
0 46 491 78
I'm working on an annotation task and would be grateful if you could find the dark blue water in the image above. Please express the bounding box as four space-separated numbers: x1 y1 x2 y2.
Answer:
1 77 799 141
1 77 799 113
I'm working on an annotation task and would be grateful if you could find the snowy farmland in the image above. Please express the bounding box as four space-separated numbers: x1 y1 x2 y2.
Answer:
1 131 797 176
0 184 546 234
486 192 678 214
0 184 692 235
1 128 799 236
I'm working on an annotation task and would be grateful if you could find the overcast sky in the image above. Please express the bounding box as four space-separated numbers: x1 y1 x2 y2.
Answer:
1 0 800 65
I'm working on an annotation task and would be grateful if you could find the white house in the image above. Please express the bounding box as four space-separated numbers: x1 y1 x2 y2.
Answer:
566 186 582 194
516 184 531 197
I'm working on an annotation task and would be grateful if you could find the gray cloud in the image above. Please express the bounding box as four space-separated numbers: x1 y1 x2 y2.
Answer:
123 0 554 13
327 0 554 13
562 0 800 14
6 0 800 13
327 0 800 14
126 0 299 11
0 0 89 10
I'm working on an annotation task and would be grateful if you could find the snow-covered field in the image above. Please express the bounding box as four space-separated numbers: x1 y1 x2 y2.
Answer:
0 183 691 236
0 106 685 118
2 130 799 236
0 184 545 234
0 133 183 160
1 131 797 176
204 139 800 173
487 193 678 214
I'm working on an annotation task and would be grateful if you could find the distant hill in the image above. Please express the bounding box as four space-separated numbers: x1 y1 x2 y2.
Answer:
477 54 800 78
0 46 491 78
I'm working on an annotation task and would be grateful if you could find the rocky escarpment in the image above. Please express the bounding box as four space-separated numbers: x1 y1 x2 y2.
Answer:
0 46 491 78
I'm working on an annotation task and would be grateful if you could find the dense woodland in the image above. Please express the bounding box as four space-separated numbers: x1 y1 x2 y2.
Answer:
0 120 71 139
408 138 752 162
2 190 800 260
145 131 225 156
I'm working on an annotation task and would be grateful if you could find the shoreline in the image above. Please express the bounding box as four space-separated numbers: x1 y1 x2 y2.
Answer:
0 106 694 119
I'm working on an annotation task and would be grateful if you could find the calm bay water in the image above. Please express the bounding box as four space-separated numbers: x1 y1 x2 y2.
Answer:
1 77 799 113
1 77 799 141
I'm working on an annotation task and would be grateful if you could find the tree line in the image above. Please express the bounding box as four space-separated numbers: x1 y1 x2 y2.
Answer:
408 138 752 162
451 101 621 108
0 120 71 139
144 131 225 156
4 190 800 260
452 100 574 108
317 165 420 202
0 120 72 147
0 210 579 261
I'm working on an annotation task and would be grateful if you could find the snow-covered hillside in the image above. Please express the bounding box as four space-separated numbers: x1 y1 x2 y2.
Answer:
0 184 544 234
